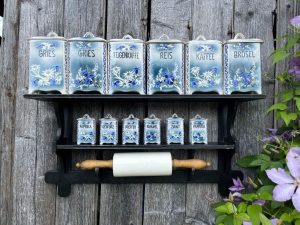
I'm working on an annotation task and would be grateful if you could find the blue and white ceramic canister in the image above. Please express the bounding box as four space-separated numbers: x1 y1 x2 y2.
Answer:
147 34 184 95
100 114 118 145
28 31 66 94
144 114 161 145
68 32 106 94
108 35 145 94
186 35 223 95
224 33 263 95
166 114 184 145
189 115 207 144
122 114 140 145
77 114 96 145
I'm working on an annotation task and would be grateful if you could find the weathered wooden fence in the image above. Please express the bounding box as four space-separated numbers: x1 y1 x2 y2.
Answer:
0 0 299 224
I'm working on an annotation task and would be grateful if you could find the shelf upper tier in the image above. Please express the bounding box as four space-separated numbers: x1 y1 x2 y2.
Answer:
56 142 235 152
24 94 266 102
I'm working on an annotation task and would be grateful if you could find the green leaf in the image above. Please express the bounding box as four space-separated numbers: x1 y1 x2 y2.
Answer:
295 97 300 111
242 193 257 201
233 214 243 225
267 102 287 113
281 90 294 102
295 87 300 96
260 162 271 171
257 154 270 161
257 185 274 195
271 201 283 209
247 205 262 225
257 191 273 200
280 213 293 222
223 214 234 225
237 155 260 167
285 35 299 49
216 215 227 224
237 212 250 221
295 219 300 225
259 213 272 225
292 210 300 219
272 50 291 64
215 204 231 214
237 202 248 213
280 111 297 126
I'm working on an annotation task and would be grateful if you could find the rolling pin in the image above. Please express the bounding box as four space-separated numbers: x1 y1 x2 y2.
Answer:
76 152 210 177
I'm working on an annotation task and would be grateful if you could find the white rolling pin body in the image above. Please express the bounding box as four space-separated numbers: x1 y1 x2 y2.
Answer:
113 152 173 177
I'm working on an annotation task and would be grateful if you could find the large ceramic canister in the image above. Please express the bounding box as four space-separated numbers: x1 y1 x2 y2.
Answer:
99 114 118 145
166 114 184 145
68 32 106 94
224 33 263 95
122 114 140 145
28 31 66 94
189 114 208 144
77 114 96 145
107 35 145 94
144 114 161 145
147 34 184 95
186 35 223 95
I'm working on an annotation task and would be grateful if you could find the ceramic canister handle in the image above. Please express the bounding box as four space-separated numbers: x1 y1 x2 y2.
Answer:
195 35 206 41
158 34 170 40
83 32 95 38
47 31 59 37
122 34 134 39
234 33 245 39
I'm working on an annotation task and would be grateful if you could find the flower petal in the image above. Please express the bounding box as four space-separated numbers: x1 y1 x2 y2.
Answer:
273 184 295 202
266 168 294 184
243 222 252 225
287 148 300 178
292 187 300 212
271 218 279 225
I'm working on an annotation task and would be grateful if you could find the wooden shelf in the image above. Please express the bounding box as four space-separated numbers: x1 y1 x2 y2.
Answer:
56 142 235 152
24 93 266 102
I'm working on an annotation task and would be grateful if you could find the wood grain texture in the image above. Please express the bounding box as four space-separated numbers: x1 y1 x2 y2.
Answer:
232 0 276 176
185 1 233 224
99 0 147 224
144 1 191 224
13 2 38 225
0 0 20 224
55 1 106 225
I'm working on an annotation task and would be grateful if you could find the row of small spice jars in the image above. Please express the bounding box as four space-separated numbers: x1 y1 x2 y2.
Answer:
77 114 207 145
28 32 263 95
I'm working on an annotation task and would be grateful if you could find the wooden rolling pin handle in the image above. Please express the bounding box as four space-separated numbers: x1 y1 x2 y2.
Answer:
76 160 113 170
172 159 210 170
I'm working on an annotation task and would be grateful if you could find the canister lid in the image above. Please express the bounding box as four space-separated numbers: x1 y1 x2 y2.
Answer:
77 114 95 121
109 34 144 43
145 114 159 121
100 114 117 121
29 31 66 41
225 33 263 44
123 114 140 121
188 35 222 44
167 113 184 121
68 32 106 42
147 34 182 44
190 114 206 121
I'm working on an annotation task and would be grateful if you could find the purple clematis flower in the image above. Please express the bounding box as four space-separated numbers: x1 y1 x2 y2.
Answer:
266 147 300 211
229 177 245 192
291 16 300 27
288 57 300 81
243 218 279 225
262 128 292 143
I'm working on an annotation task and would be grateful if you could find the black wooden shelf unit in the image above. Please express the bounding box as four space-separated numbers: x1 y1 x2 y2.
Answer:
24 93 265 197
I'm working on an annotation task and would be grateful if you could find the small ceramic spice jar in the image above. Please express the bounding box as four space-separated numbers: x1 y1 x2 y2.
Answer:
68 32 106 94
186 35 223 95
147 34 184 95
166 114 184 145
77 114 96 145
224 33 263 95
28 31 66 94
107 35 145 94
189 115 208 144
122 114 140 145
99 114 118 145
144 114 161 145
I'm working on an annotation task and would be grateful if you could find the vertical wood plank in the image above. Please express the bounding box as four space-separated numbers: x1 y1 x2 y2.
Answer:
144 1 191 224
233 0 276 173
55 1 106 225
34 0 64 224
185 1 234 224
0 0 20 225
13 2 38 225
99 0 148 224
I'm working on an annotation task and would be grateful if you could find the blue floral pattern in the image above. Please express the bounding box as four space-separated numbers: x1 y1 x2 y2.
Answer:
70 63 102 89
30 64 63 87
190 66 221 88
112 66 141 88
169 131 183 144
78 130 95 144
229 65 258 91
192 131 206 143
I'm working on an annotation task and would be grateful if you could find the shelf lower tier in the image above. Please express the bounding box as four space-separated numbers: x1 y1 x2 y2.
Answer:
56 142 235 152
45 169 243 197
24 93 266 102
